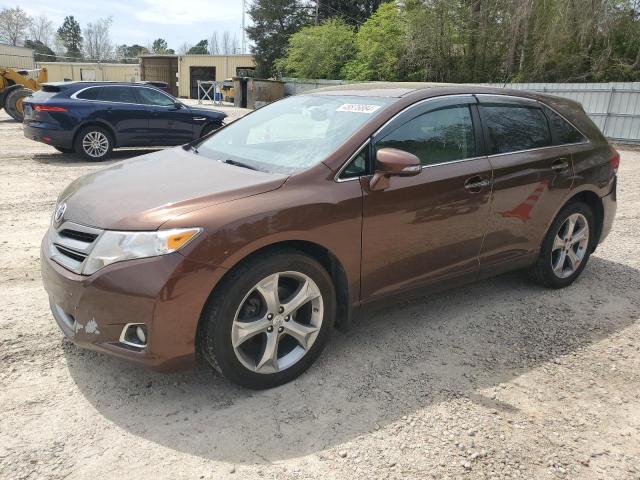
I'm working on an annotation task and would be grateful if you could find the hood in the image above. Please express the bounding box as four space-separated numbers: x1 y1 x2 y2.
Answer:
58 147 287 230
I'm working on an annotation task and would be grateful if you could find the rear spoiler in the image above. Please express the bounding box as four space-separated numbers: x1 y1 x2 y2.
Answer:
40 83 74 93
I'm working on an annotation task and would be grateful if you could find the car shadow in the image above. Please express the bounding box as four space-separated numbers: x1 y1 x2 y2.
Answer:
32 148 163 166
65 255 640 464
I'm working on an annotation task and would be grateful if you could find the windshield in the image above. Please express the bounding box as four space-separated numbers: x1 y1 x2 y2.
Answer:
196 94 392 174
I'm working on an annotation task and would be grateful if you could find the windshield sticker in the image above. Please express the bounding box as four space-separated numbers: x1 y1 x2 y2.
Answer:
336 104 381 114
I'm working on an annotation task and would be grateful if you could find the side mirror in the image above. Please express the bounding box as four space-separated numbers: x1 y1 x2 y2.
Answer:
173 101 183 109
370 148 421 191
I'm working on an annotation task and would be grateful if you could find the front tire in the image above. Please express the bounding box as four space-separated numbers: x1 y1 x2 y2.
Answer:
200 249 336 389
529 201 595 288
74 126 113 161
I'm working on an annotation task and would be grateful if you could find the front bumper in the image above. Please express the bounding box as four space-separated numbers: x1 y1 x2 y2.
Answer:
41 234 225 371
24 122 74 149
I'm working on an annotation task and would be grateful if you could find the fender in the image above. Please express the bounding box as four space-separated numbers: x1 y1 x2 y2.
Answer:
537 183 609 251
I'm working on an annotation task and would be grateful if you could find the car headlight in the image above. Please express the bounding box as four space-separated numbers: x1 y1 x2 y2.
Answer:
82 228 202 275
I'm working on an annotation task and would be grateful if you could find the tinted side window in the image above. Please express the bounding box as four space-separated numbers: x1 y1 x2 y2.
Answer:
97 86 136 103
543 106 586 145
481 106 551 154
375 105 476 166
136 87 175 107
76 87 99 100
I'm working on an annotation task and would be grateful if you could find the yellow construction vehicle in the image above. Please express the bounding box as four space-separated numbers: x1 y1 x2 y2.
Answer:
0 67 48 122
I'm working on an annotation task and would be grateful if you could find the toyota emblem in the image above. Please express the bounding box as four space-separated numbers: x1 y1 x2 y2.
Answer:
54 202 67 223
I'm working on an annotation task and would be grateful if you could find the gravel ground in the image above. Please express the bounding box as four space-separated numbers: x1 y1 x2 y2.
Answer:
1 107 639 480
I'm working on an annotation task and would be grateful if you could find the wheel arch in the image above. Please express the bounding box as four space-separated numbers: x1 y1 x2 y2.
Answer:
543 188 604 253
73 121 118 148
194 239 352 362
566 190 604 251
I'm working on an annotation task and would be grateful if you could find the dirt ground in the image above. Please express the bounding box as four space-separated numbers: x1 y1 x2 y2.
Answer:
1 107 639 480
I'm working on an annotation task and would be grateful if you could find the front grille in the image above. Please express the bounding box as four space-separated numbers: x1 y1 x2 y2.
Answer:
54 245 87 262
59 229 99 243
48 221 103 274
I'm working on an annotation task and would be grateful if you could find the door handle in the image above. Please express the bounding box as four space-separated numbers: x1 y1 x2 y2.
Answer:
551 158 570 171
464 176 490 193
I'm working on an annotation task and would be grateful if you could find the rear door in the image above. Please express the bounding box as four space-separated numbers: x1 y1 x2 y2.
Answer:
476 95 575 272
135 87 194 145
92 86 150 146
360 95 493 301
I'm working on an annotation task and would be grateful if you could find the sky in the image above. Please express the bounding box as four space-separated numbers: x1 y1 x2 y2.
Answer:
1 0 249 53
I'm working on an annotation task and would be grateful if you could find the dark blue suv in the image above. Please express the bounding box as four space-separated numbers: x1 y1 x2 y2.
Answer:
23 82 227 161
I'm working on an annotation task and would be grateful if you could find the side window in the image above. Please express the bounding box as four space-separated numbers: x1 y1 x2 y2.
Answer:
97 86 136 104
481 105 551 154
136 87 175 107
543 106 586 145
375 105 475 166
76 88 99 100
339 147 367 179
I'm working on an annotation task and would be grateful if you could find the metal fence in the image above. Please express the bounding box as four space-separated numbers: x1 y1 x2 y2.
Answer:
282 78 640 144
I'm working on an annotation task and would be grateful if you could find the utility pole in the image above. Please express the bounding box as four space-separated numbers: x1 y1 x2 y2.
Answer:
241 0 246 54
315 0 319 25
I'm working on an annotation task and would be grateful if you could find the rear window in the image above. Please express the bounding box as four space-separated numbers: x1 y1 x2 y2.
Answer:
543 106 586 145
76 87 99 100
97 86 136 103
480 105 552 154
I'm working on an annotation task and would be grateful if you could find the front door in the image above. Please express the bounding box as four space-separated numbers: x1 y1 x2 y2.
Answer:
476 95 575 271
134 86 194 145
360 96 493 301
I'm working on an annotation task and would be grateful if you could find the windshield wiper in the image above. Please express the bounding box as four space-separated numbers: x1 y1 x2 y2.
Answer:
222 159 258 171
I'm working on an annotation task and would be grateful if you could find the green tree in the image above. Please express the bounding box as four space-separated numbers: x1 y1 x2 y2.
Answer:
277 18 356 78
317 0 384 25
116 44 149 62
57 16 82 59
24 39 56 62
152 38 170 54
246 0 311 77
344 2 406 80
187 39 208 54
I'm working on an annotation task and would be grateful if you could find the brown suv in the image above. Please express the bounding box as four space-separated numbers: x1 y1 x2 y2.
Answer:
41 83 618 388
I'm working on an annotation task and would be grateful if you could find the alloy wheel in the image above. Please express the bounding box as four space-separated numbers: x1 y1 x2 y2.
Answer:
551 213 590 279
231 271 324 374
82 131 109 158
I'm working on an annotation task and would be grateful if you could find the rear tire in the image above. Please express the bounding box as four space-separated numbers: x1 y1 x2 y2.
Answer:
5 88 32 122
74 126 113 161
200 249 336 389
529 201 595 288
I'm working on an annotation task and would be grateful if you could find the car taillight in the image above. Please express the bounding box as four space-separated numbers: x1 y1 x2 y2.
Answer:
609 149 620 172
34 105 67 112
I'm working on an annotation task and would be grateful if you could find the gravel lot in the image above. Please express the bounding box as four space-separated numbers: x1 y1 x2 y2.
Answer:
1 107 639 480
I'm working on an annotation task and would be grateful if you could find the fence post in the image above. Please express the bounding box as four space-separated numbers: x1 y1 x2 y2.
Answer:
601 86 616 137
